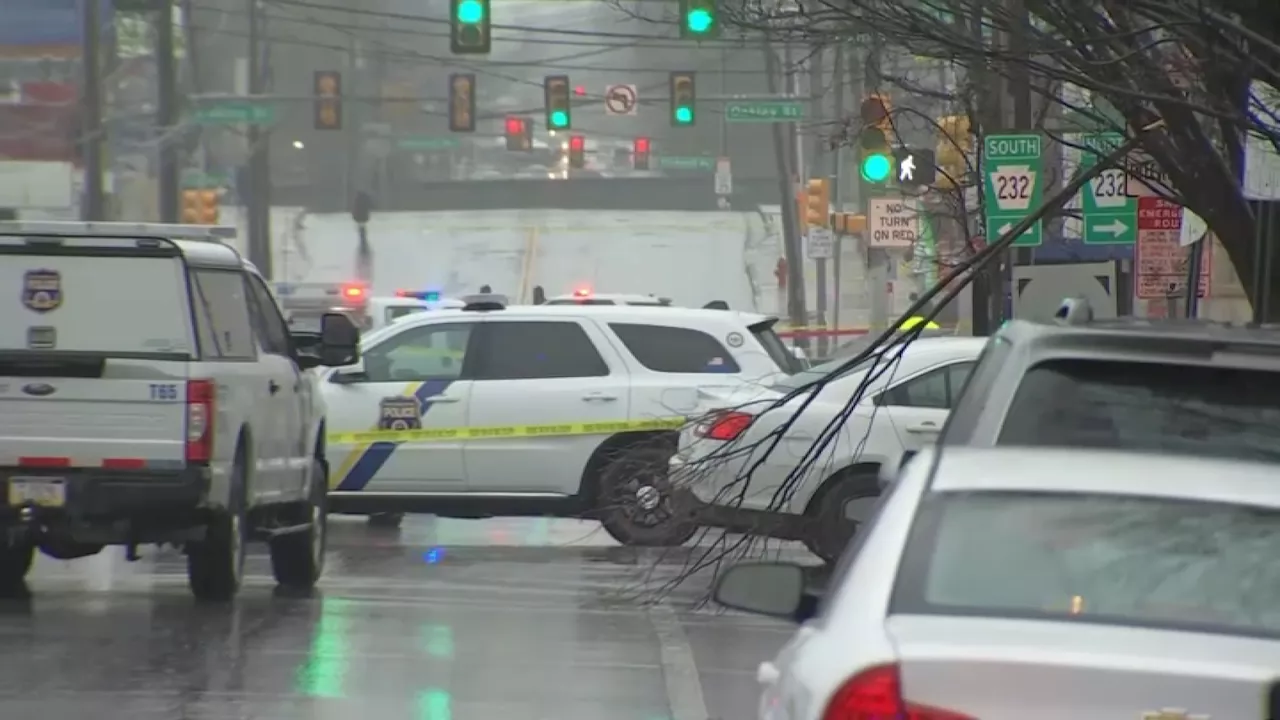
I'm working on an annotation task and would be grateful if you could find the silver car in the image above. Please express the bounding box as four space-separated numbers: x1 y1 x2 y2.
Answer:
715 446 1280 720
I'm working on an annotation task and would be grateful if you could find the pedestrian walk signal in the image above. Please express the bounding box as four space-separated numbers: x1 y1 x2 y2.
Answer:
449 73 476 132
450 0 491 54
893 148 936 187
679 0 719 37
670 72 695 126
314 70 341 130
182 189 219 225
544 75 571 130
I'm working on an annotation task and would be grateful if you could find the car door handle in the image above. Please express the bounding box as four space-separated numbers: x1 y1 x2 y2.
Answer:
581 393 618 402
423 395 460 403
268 380 281 395
905 421 939 433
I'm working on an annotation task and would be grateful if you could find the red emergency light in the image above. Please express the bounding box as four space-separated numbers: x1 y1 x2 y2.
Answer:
573 286 591 297
505 116 524 135
634 137 650 153
569 135 585 151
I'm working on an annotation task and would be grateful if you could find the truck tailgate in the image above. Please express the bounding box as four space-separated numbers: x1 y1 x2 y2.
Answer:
0 371 188 467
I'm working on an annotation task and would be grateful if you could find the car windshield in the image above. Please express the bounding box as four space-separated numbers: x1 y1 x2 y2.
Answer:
893 491 1280 638
997 359 1280 462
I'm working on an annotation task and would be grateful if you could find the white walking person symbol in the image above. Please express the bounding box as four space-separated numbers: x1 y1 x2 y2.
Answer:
899 154 915 182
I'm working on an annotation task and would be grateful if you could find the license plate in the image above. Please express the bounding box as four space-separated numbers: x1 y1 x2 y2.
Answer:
8 478 66 508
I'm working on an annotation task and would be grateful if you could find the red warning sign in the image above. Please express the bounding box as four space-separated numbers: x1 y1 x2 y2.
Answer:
1135 197 1210 300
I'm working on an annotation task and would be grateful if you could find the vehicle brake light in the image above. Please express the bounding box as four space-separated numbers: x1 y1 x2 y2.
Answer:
186 379 215 464
342 284 366 299
823 665 974 720
696 410 753 441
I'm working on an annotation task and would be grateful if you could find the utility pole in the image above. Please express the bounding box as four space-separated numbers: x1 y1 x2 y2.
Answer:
830 43 846 344
970 0 1000 334
864 35 889 332
81 0 106 221
1007 0 1033 318
156 0 180 222
809 47 830 357
246 0 273 277
765 43 807 338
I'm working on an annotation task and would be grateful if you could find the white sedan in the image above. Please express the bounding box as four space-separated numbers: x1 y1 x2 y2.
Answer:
669 336 985 560
715 446 1280 720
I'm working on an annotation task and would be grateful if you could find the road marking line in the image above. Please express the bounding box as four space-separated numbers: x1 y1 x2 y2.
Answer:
648 601 711 720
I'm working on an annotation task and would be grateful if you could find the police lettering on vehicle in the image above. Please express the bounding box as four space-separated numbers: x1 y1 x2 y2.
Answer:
378 397 422 431
22 269 62 313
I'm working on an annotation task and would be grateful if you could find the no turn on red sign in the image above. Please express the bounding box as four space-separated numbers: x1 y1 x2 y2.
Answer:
1135 196 1210 299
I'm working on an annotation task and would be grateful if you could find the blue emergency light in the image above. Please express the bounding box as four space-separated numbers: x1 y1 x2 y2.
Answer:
396 289 442 302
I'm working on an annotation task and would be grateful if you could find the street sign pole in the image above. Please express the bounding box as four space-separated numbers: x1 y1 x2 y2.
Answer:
982 133 1043 247
1080 132 1136 244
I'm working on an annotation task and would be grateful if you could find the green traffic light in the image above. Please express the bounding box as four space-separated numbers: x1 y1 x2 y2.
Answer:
550 110 568 128
861 153 891 182
686 8 713 33
457 0 484 23
674 106 693 124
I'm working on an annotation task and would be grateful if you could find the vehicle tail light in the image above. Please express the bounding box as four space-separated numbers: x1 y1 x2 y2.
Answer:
696 410 753 441
342 284 366 300
186 379 215 464
823 665 974 720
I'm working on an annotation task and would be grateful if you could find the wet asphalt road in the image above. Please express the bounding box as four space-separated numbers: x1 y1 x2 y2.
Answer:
0 517 802 719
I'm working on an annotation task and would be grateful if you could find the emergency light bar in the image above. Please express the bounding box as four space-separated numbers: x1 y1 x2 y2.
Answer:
396 289 442 301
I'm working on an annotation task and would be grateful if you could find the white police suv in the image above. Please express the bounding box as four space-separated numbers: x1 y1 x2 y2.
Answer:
0 221 359 599
320 294 799 545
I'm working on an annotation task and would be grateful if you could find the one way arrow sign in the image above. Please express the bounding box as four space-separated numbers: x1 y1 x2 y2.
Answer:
1092 219 1128 237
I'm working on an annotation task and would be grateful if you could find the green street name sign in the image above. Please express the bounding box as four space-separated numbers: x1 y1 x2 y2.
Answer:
982 133 1043 247
397 137 461 151
1078 131 1135 244
194 102 275 125
657 156 715 170
725 101 804 123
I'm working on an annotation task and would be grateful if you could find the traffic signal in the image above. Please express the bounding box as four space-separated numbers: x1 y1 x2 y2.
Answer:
544 75 571 130
568 135 585 169
670 72 695 126
678 0 719 38
449 73 476 132
450 0 490 54
936 114 973 189
505 116 530 151
893 148 937 187
805 179 830 227
181 189 219 225
633 137 650 170
858 94 893 183
314 70 341 130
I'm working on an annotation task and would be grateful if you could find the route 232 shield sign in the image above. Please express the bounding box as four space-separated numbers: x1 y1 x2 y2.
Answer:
22 269 62 313
378 396 422 431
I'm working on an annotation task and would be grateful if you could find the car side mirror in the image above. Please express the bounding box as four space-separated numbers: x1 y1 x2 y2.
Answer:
318 312 360 367
713 562 807 621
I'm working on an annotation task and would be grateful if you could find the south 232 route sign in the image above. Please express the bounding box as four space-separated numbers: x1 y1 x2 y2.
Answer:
605 84 637 116
983 133 1043 247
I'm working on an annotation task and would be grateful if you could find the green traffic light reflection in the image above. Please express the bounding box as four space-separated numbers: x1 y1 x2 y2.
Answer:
686 8 713 32
457 0 484 23
861 153 891 182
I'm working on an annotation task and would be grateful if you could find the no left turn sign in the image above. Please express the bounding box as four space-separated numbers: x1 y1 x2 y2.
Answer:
605 84 637 116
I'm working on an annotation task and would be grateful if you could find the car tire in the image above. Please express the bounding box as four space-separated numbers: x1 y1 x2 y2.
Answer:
367 512 404 529
187 459 248 602
0 539 34 590
804 469 882 563
596 445 697 547
270 459 328 589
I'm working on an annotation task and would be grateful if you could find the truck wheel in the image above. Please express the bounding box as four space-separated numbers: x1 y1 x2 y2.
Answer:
0 540 34 591
187 461 248 601
270 459 328 589
596 445 696 547
367 512 403 529
803 469 882 563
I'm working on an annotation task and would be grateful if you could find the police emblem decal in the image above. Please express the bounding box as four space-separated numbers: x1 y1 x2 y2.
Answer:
378 396 422 431
22 269 63 313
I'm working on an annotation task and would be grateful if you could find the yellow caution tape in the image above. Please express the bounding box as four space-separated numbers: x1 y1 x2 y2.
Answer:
327 417 686 444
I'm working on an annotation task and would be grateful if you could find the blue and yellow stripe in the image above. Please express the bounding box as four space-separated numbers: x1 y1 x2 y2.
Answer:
330 379 455 491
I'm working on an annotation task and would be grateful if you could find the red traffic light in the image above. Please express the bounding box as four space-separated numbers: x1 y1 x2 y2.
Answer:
634 137 650 153
569 135 585 151
505 116 524 134
859 95 889 124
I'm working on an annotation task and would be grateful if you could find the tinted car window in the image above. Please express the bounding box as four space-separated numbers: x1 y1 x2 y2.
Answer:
893 492 1280 638
610 323 741 374
189 269 255 360
476 321 609 379
939 335 1013 444
364 323 474 382
244 275 292 356
997 359 1280 462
